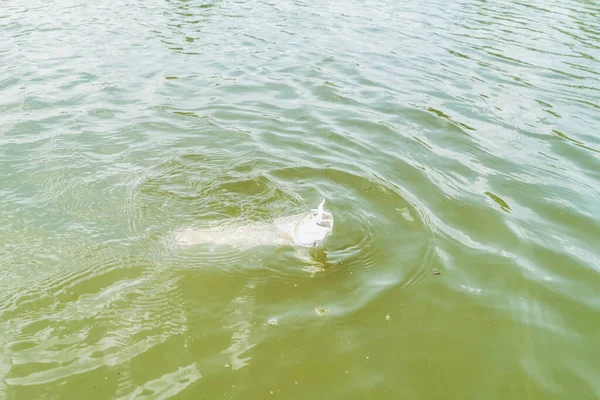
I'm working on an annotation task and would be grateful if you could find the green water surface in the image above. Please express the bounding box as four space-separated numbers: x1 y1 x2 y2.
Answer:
1 0 599 398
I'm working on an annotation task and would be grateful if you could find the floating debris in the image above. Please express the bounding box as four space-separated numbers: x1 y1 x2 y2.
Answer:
460 285 482 294
433 270 441 275
385 314 391 321
396 207 414 222
484 191 511 212
302 265 325 277
315 306 330 316
267 318 279 326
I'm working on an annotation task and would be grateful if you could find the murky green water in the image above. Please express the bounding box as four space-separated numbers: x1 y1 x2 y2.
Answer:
2 0 600 398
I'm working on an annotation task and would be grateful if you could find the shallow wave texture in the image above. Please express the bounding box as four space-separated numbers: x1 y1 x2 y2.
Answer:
1 0 599 398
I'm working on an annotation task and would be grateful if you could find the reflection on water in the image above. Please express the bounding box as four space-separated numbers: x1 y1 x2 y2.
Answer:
116 363 202 399
222 285 256 371
1 0 600 398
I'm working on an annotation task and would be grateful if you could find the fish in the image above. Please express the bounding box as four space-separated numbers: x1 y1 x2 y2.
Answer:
174 199 334 250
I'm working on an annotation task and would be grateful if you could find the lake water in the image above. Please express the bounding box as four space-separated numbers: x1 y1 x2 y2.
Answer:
1 0 599 398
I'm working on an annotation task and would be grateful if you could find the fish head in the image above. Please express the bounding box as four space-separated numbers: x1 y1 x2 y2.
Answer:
292 199 334 247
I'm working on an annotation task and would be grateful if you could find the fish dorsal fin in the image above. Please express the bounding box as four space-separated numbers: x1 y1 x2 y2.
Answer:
316 198 325 223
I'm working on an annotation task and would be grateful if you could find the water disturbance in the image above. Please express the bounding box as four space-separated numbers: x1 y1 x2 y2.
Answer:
1 0 599 398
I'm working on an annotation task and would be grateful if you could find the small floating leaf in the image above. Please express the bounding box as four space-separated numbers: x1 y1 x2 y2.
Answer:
173 111 199 118
484 191 511 212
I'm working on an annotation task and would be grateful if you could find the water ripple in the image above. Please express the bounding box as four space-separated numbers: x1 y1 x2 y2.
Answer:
2 0 600 397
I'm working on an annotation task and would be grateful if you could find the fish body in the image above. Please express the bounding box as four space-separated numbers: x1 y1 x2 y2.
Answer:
175 199 334 249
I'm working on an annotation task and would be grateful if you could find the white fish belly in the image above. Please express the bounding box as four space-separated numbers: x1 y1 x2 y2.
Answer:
174 213 305 248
